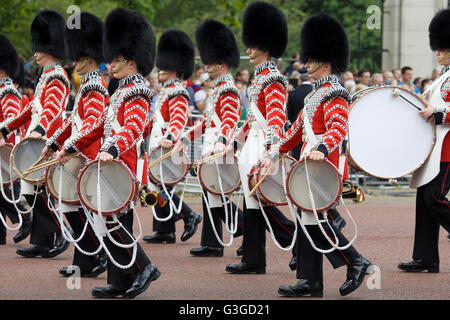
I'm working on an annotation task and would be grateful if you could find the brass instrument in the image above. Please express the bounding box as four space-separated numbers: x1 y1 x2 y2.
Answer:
139 185 168 207
342 180 365 204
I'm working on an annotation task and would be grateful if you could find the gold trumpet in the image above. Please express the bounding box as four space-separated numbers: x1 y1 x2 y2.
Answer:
342 180 365 204
139 185 168 207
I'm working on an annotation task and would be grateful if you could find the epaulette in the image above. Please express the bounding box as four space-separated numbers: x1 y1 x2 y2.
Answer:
261 66 288 91
0 79 21 100
44 64 71 87
79 72 108 97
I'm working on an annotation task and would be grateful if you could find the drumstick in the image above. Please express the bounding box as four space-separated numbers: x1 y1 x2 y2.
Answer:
22 153 79 176
391 89 422 111
248 154 286 198
147 148 178 169
194 151 227 166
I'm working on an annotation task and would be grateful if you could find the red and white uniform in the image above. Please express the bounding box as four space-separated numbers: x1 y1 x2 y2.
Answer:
271 74 350 180
48 69 108 161
435 65 450 162
0 78 21 144
232 60 287 209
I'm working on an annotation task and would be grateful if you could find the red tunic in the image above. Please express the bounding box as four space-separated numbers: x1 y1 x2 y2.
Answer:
0 78 21 144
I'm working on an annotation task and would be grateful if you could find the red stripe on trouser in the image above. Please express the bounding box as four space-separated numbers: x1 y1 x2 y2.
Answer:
439 163 450 209
264 207 293 237
113 229 141 271
40 193 61 229
322 226 350 264
77 209 100 246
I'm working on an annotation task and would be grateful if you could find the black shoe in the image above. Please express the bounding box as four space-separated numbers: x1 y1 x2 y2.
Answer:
397 260 439 273
123 264 161 299
181 212 202 242
59 262 107 278
190 246 223 257
143 232 175 244
13 214 32 243
44 232 69 258
332 216 346 231
16 245 50 258
339 255 372 296
236 246 243 257
91 285 128 299
225 262 265 274
278 279 324 298
289 256 297 271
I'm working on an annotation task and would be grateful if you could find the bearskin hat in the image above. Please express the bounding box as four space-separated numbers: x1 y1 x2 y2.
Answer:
156 30 195 80
0 34 20 78
13 61 25 87
31 9 67 60
64 12 104 63
429 9 450 51
104 8 156 77
195 20 240 69
300 13 349 74
242 2 287 58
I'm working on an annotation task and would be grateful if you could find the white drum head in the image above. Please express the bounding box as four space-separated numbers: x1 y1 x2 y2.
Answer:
12 138 47 182
0 145 17 184
149 147 188 185
47 156 85 203
78 161 133 214
287 160 342 212
348 87 435 179
258 157 295 205
199 155 241 195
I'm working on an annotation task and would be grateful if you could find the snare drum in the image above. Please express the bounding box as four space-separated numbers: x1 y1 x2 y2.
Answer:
77 160 139 217
198 152 241 196
148 145 189 186
248 156 296 206
348 86 435 179
0 144 19 185
11 137 48 184
45 154 87 205
286 159 342 213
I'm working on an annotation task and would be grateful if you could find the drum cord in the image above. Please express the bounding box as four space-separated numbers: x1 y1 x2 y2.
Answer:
0 161 24 231
256 159 297 251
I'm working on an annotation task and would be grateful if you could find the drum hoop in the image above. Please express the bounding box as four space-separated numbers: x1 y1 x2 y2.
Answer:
348 85 437 179
0 144 19 186
198 152 241 196
44 154 87 205
10 137 47 184
77 159 136 216
286 158 343 213
147 146 190 186
253 155 296 206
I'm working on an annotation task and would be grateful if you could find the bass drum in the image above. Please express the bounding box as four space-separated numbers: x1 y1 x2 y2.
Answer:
348 86 435 179
148 146 190 186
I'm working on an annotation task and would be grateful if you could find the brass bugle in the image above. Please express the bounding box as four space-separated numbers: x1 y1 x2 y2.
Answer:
342 180 365 204
139 185 167 207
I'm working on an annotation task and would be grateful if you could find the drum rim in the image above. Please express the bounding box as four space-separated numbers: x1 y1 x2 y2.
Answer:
0 144 20 186
147 145 190 186
198 152 241 196
250 155 296 206
10 137 48 184
348 85 437 180
77 159 136 216
286 158 343 213
44 154 87 205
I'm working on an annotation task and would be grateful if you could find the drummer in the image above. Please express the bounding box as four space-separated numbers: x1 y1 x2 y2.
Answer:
58 8 159 299
398 9 450 274
225 2 295 275
142 29 202 245
0 10 70 259
263 13 372 297
41 12 108 279
176 19 245 258
0 35 32 245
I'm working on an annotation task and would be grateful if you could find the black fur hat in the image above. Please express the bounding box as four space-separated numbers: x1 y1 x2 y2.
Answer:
242 2 287 58
156 30 195 80
31 9 67 59
64 12 104 63
0 34 20 78
300 13 349 74
104 8 156 76
195 19 240 69
13 61 25 87
429 9 450 51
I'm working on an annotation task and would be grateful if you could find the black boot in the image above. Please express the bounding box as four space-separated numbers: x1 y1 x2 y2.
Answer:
225 262 265 274
123 264 161 299
397 260 439 273
236 245 243 257
339 255 372 296
190 246 223 257
181 211 202 242
289 256 297 271
13 214 32 243
278 279 324 298
91 285 128 298
143 232 175 244
16 245 50 258
45 230 69 258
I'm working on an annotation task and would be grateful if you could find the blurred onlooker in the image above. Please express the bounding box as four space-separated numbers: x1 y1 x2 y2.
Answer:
181 79 196 111
382 71 395 85
284 53 300 76
236 68 250 86
100 62 111 87
431 67 441 81
358 69 371 87
194 72 213 113
421 78 433 93
413 77 424 93
342 71 354 84
398 66 420 93
288 70 300 91
191 64 205 93
236 68 251 117
392 68 402 83
371 73 384 86
344 79 356 93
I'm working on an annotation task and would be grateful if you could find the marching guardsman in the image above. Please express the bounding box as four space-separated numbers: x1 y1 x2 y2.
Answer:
225 2 295 274
176 19 245 258
264 13 372 297
398 9 450 274
41 12 108 278
0 10 70 258
0 35 32 244
142 29 202 245
61 8 159 299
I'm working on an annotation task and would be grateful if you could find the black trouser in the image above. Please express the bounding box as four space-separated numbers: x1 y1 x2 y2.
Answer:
152 187 194 234
295 209 360 282
412 162 450 264
105 210 151 288
200 188 244 248
24 187 60 248
241 200 295 267
0 181 29 239
64 208 102 272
